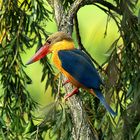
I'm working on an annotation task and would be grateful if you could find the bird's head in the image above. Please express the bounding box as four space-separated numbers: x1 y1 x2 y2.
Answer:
26 32 74 65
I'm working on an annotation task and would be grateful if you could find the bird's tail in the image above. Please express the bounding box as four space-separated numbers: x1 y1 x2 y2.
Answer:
91 89 117 116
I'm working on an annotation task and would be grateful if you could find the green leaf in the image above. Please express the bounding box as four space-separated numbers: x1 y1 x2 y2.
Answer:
138 9 140 25
134 123 140 137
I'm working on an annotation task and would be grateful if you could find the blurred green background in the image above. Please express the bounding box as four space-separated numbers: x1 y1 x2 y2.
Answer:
21 5 119 108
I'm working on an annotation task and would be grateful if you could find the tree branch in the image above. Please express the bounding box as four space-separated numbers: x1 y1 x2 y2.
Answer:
74 13 106 72
48 0 64 28
94 0 122 15
67 96 98 140
74 14 83 50
68 0 122 21
68 0 85 21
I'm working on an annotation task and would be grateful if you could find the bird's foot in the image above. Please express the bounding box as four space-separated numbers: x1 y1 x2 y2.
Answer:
89 89 96 97
64 88 79 100
62 79 70 86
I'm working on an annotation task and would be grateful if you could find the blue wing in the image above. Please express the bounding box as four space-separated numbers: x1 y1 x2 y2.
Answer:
69 49 96 68
58 49 102 89
58 49 117 116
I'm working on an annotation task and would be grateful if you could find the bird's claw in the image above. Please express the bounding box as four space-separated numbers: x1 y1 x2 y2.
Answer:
62 79 70 86
64 88 79 100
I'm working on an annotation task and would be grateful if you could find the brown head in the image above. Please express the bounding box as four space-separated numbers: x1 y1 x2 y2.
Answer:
47 32 73 45
26 32 74 65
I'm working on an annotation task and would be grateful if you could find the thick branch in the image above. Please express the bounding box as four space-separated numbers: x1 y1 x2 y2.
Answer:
68 0 85 20
59 0 85 35
48 0 64 28
68 96 98 140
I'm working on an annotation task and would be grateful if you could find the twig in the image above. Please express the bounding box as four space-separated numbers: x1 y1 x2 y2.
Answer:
74 14 83 50
83 48 106 73
55 74 62 102
74 13 106 72
0 30 6 44
35 126 39 140
104 14 110 37
84 0 122 15
68 0 122 24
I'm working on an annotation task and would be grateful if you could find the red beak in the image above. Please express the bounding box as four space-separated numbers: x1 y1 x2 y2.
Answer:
26 43 51 65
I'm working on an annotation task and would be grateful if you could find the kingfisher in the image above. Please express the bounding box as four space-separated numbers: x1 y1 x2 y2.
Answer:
26 32 117 116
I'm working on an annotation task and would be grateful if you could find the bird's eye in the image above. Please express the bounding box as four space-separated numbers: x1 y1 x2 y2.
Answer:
47 39 51 44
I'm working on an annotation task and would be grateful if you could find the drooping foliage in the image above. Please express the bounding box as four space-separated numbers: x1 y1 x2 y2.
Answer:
0 0 140 140
0 0 53 139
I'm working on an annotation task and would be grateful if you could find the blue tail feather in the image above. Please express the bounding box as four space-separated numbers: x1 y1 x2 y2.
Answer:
94 89 117 116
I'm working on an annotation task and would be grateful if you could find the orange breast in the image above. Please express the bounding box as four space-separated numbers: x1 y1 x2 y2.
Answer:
52 52 83 88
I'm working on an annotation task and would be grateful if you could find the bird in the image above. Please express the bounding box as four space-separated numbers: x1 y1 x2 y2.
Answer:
26 31 117 116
